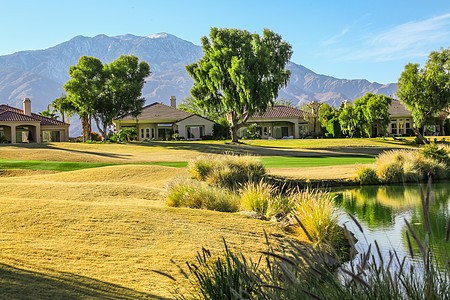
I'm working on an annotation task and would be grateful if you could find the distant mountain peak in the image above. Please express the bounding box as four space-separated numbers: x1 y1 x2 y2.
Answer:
146 33 168 39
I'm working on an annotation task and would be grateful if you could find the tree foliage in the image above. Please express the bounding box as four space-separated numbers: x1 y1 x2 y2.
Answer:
51 94 77 124
186 27 292 142
94 55 150 138
64 55 149 141
397 48 450 143
39 105 59 120
64 56 105 141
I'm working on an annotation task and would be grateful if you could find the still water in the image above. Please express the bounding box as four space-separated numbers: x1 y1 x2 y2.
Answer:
333 182 449 266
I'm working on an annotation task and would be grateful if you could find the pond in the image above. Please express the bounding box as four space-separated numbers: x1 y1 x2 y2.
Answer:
333 181 450 267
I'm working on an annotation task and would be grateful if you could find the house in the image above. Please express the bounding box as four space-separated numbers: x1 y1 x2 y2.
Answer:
0 98 69 143
112 96 214 141
233 105 319 139
386 99 413 136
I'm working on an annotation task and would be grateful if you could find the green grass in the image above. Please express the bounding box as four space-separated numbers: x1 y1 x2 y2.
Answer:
0 155 375 172
0 159 188 171
259 155 376 168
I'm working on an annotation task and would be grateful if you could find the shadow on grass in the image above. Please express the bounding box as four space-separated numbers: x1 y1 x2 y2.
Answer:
2 143 133 160
0 263 170 299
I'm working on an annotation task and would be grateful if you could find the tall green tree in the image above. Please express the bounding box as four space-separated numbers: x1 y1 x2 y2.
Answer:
364 93 392 136
339 105 358 138
93 55 150 138
186 28 292 143
64 56 104 141
397 48 450 143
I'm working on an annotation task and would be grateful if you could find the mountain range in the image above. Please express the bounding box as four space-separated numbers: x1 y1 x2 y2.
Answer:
0 33 398 135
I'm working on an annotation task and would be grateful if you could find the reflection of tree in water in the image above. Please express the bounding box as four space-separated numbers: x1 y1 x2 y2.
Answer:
401 183 450 268
336 186 395 227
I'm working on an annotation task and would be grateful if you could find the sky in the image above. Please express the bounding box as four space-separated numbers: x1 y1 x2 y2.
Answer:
0 0 449 84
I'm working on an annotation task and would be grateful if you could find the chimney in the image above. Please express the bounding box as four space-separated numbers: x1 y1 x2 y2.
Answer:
170 96 176 108
23 98 31 116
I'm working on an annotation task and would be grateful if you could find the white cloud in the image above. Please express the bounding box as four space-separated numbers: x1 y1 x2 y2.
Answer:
322 27 350 46
323 13 450 62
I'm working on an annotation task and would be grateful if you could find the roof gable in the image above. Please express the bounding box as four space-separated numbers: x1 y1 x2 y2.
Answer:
117 102 194 121
389 100 411 116
0 104 68 125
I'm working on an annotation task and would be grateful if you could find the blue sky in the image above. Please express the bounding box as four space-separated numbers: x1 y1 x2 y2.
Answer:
0 0 449 83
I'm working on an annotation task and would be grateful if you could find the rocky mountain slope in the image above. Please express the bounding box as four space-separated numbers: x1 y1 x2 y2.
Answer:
0 33 397 135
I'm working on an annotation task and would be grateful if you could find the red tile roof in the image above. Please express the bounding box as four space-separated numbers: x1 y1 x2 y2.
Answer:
249 105 312 119
0 104 68 126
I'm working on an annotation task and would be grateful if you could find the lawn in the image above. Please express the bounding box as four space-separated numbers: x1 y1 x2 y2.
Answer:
0 139 426 298
0 165 288 298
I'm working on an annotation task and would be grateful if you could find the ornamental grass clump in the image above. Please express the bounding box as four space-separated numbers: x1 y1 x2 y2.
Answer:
291 188 341 245
166 176 240 212
158 179 449 300
375 150 421 183
188 154 266 190
239 180 277 216
356 166 379 185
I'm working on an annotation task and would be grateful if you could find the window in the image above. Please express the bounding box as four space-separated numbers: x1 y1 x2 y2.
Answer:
263 127 268 135
399 122 404 134
406 123 410 129
391 123 397 135
146 128 150 138
141 128 144 139
151 128 155 139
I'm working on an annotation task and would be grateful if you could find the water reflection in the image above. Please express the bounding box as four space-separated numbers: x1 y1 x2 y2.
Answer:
334 182 450 267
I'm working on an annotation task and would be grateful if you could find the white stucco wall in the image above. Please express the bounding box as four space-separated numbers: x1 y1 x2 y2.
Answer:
176 115 214 139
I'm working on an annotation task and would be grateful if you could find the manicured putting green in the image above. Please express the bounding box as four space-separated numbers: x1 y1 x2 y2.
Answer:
259 155 376 168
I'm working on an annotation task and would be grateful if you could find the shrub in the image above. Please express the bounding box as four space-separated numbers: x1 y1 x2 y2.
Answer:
0 135 8 143
166 176 240 212
420 143 450 166
356 166 379 184
239 180 276 216
416 156 448 180
267 193 297 217
291 188 341 245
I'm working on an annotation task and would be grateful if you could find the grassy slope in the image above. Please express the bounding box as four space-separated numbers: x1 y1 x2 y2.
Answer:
0 165 287 298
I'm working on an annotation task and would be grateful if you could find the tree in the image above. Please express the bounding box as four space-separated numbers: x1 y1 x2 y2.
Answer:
397 48 450 143
39 105 59 120
93 55 150 138
51 94 77 124
274 98 295 107
319 104 342 137
304 101 322 133
364 93 392 137
178 96 224 121
186 28 292 143
339 105 358 138
64 56 104 142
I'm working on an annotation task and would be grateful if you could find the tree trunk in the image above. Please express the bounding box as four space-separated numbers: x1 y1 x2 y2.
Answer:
93 116 107 140
230 124 239 143
81 113 90 142
414 127 429 144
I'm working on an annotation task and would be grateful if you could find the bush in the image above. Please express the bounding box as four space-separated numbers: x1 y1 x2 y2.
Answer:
356 166 379 184
166 176 240 212
420 143 450 166
90 132 102 141
188 154 266 191
0 135 8 143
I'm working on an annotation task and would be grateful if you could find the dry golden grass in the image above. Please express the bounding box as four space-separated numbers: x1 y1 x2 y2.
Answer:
0 165 287 298
268 164 370 180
